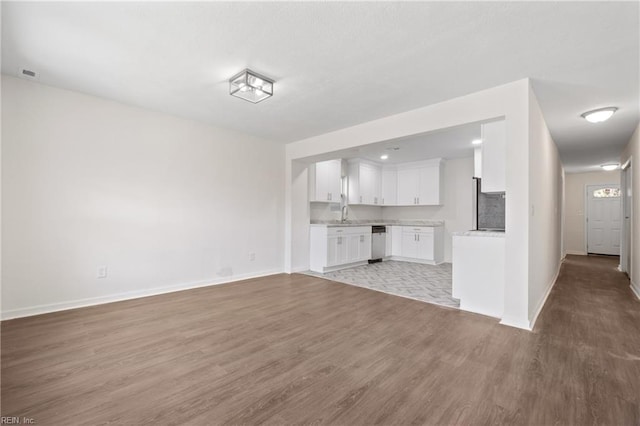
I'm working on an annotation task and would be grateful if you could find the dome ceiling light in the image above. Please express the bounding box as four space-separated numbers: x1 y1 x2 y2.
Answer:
581 107 618 123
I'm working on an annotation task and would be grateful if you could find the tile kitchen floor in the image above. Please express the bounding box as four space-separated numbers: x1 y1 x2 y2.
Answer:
304 261 459 308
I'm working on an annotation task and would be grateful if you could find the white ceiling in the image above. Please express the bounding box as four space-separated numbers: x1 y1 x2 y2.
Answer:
2 2 638 172
330 123 482 166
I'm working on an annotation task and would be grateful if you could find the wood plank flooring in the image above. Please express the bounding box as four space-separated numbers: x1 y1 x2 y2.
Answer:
2 255 639 425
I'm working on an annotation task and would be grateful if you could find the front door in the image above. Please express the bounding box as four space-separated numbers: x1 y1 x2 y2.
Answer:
587 184 621 255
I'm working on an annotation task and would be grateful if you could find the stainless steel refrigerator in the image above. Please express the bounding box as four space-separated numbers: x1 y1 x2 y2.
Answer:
472 178 506 231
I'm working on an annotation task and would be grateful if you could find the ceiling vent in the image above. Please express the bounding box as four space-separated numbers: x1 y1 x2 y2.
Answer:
19 68 38 80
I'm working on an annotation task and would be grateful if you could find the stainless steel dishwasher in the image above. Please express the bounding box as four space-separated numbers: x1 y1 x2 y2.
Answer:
369 225 386 263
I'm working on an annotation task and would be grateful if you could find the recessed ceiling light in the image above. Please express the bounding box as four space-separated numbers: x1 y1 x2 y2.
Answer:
601 164 619 171
581 107 618 123
472 139 482 145
380 154 389 160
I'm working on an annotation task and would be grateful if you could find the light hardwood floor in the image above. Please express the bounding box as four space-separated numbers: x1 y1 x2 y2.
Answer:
2 255 639 425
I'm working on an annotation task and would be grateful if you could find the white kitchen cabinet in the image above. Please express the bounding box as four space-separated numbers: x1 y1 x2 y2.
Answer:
396 168 419 205
474 147 482 178
401 231 419 258
390 226 403 257
309 159 342 202
385 226 393 257
391 226 444 264
480 120 506 193
381 167 397 205
395 159 443 205
348 160 381 205
309 225 372 273
347 233 371 263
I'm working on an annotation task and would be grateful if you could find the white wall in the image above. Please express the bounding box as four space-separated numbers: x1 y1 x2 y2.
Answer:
1 75 285 319
563 170 621 255
286 79 532 328
527 86 564 325
382 157 474 262
621 123 640 297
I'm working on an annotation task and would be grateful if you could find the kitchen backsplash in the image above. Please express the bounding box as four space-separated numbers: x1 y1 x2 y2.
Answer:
478 192 506 229
310 203 382 222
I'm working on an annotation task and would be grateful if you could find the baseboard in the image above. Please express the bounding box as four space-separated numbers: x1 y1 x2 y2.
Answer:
528 258 563 330
388 256 440 265
631 280 640 300
499 316 532 331
1 268 284 321
289 266 310 274
565 250 587 256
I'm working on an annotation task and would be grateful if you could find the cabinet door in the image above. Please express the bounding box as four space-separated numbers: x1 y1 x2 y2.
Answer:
381 168 397 205
391 226 403 256
385 226 393 256
401 232 418 258
326 159 343 202
358 163 381 205
360 233 372 260
397 168 419 205
347 234 361 263
314 161 330 201
481 120 506 193
416 232 435 260
326 236 340 266
418 165 440 205
359 164 375 204
337 235 349 264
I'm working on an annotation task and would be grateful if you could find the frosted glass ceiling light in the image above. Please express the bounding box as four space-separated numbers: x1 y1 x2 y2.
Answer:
229 69 274 103
601 164 619 171
581 107 617 123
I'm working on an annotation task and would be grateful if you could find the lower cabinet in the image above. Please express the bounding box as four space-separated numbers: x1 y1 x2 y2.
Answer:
310 226 372 273
390 226 443 264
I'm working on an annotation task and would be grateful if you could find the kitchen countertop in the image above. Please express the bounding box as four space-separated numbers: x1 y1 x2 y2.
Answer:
453 230 506 238
310 220 444 227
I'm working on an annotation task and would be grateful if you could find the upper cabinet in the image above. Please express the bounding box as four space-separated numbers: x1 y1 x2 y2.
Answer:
309 159 342 202
480 120 506 193
395 159 444 206
381 167 397 205
348 160 382 205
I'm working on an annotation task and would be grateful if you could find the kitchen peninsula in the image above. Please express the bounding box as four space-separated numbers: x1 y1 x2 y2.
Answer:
452 231 506 318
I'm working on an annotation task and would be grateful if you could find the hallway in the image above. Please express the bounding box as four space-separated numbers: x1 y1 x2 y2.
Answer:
525 254 640 422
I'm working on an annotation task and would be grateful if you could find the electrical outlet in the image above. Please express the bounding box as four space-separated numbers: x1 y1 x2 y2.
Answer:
97 265 108 279
249 252 256 261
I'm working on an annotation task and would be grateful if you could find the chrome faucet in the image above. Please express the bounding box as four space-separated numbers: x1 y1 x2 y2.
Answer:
340 194 348 223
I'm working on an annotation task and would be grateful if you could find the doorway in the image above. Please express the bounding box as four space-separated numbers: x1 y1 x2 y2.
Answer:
620 161 633 276
586 184 622 255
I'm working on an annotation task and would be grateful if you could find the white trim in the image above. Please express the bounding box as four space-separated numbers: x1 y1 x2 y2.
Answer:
631 280 640 300
499 316 532 331
0 268 283 321
528 258 563 330
388 256 441 265
565 250 587 256
290 266 310 274
499 256 563 331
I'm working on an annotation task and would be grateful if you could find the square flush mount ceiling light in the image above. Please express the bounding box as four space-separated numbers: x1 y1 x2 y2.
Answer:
229 69 274 103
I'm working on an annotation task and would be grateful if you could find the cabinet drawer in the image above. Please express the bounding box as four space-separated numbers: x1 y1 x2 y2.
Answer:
401 226 435 234
327 226 371 236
